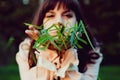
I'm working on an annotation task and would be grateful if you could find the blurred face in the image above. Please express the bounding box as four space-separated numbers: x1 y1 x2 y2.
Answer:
43 3 77 35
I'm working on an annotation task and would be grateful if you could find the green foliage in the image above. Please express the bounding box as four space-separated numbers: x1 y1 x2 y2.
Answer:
99 66 120 80
0 65 120 80
25 20 95 52
5 37 14 50
0 65 20 80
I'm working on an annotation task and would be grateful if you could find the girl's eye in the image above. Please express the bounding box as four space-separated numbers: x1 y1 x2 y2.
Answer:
46 15 54 18
66 14 73 18
64 13 73 18
45 13 55 18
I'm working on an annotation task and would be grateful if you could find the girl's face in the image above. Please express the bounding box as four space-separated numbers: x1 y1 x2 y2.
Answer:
43 3 77 35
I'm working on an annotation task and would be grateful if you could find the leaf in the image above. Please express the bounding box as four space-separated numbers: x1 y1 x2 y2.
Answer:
24 23 42 30
80 20 95 50
33 35 48 48
75 33 87 44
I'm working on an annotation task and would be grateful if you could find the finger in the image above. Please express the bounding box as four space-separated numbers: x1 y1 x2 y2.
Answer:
29 26 40 34
25 30 39 40
34 29 39 34
29 26 35 30
25 30 32 35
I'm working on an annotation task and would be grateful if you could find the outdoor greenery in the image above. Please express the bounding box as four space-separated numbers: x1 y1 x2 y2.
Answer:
0 65 120 80
99 66 120 80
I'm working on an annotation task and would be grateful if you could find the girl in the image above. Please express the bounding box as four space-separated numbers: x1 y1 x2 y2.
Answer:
16 0 103 80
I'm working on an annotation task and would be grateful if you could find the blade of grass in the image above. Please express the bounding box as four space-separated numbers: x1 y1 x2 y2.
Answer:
80 20 95 50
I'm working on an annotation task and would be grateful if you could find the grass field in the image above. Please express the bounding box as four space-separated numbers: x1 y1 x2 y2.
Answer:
99 65 120 80
0 65 120 80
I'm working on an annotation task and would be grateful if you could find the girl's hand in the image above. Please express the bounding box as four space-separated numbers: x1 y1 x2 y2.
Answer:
25 26 39 40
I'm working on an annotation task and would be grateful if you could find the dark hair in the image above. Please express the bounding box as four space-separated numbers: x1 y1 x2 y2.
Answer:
29 0 100 72
32 0 83 25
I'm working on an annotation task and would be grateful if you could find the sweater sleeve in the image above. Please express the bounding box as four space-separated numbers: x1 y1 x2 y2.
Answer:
80 48 103 80
16 38 31 79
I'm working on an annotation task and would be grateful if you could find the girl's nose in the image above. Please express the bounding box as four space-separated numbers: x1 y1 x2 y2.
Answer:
55 16 64 26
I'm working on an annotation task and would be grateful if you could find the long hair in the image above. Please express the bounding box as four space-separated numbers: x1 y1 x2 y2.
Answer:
29 0 100 72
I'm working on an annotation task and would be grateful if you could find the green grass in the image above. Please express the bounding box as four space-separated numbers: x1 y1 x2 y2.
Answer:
99 65 120 80
0 65 120 80
0 65 20 80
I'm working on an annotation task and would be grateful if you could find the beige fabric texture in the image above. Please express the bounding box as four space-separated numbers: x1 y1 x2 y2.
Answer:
16 38 103 80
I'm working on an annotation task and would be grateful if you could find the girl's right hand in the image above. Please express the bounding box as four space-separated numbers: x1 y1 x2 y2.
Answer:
25 26 39 40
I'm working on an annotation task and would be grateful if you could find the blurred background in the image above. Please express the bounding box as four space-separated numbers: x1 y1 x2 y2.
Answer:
0 0 120 80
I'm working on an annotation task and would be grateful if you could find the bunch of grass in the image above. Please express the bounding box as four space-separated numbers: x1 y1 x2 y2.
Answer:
25 20 95 52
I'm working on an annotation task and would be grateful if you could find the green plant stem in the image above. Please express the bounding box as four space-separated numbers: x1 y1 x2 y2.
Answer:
80 21 95 50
